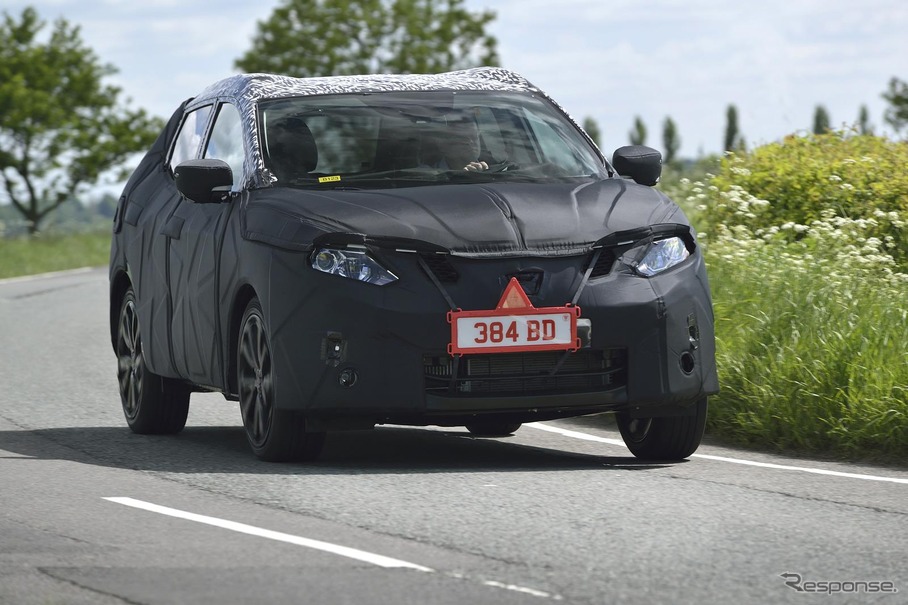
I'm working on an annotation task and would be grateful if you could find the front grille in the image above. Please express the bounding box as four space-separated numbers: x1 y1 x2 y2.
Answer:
585 249 616 279
419 253 459 283
424 349 627 397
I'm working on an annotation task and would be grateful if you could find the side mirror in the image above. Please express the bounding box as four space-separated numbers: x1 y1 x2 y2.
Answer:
174 159 233 203
612 146 662 186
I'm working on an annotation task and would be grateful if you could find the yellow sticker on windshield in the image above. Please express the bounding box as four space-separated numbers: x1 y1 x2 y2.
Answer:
318 175 341 183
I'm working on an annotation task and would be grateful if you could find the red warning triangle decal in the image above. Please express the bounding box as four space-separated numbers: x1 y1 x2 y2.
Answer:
496 277 535 310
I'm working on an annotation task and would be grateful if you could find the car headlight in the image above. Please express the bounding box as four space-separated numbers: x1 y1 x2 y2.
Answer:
634 237 690 277
311 248 398 285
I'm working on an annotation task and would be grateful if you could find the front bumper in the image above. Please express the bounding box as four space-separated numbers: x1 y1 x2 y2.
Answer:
263 247 718 425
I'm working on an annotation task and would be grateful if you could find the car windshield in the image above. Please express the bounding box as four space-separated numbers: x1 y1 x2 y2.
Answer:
257 91 607 189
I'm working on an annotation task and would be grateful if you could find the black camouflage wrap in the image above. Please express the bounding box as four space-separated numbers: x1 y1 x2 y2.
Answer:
110 68 718 429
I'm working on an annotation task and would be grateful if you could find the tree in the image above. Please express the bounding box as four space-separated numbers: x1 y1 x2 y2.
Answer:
882 77 908 135
812 105 831 134
629 116 647 146
723 105 740 152
235 0 498 77
857 105 873 135
662 116 680 164
582 116 601 147
0 8 161 234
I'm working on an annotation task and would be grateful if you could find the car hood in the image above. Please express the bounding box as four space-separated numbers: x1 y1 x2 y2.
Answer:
243 179 689 257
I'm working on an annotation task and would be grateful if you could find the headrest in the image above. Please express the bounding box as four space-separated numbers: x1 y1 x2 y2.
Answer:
266 117 319 179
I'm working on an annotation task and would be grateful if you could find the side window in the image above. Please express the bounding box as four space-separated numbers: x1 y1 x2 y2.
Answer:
204 103 245 189
169 105 213 172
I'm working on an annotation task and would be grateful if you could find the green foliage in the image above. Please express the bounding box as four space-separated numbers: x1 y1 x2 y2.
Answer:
704 131 908 267
882 77 908 135
0 7 162 234
662 116 680 165
672 132 908 460
628 116 646 146
235 0 498 77
812 105 831 134
657 155 720 209
0 229 109 279
582 116 601 148
705 237 908 459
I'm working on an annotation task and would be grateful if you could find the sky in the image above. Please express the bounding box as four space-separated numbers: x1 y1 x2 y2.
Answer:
6 0 908 161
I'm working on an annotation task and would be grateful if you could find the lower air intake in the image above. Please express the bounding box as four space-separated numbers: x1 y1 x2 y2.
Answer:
424 349 627 397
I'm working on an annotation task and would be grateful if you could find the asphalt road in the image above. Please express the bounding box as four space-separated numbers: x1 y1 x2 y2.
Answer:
1 268 906 605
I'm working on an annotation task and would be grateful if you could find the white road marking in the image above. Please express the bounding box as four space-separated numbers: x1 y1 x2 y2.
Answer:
687 453 908 485
483 580 561 599
104 497 433 571
527 423 626 448
527 423 908 485
105 497 561 599
0 266 97 285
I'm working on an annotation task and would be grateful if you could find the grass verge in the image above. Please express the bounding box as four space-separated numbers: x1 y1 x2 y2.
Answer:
706 246 908 461
0 230 110 279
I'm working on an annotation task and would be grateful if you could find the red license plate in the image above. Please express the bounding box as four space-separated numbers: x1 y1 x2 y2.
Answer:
448 307 580 355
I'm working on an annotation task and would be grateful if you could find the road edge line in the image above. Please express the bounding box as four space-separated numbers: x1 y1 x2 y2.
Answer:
527 423 908 485
0 266 100 285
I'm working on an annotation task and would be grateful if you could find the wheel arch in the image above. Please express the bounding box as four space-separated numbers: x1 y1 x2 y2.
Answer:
226 283 259 395
110 270 133 350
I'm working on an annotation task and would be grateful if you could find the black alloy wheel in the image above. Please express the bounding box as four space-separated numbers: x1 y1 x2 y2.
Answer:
237 297 325 461
116 287 189 434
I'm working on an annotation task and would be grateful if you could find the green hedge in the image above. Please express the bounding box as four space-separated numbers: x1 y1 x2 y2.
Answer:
704 132 908 267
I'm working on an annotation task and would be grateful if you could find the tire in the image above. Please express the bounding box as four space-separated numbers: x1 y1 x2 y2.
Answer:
116 287 190 434
237 298 326 462
465 421 522 437
616 397 708 460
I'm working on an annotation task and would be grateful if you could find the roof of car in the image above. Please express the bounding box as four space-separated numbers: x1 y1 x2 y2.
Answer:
190 67 541 110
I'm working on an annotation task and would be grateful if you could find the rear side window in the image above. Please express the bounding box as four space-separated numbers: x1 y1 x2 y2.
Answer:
169 106 213 172
204 103 244 189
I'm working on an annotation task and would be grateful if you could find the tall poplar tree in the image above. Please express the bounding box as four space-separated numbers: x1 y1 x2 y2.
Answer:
723 105 740 152
857 105 873 135
629 116 647 146
882 77 908 135
812 105 831 134
583 116 602 147
662 116 680 164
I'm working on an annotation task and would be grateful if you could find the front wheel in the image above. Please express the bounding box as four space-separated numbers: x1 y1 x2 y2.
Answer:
116 287 190 434
237 298 325 462
616 397 708 460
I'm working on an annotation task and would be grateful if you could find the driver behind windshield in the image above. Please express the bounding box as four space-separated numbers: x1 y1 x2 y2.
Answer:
419 114 488 172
